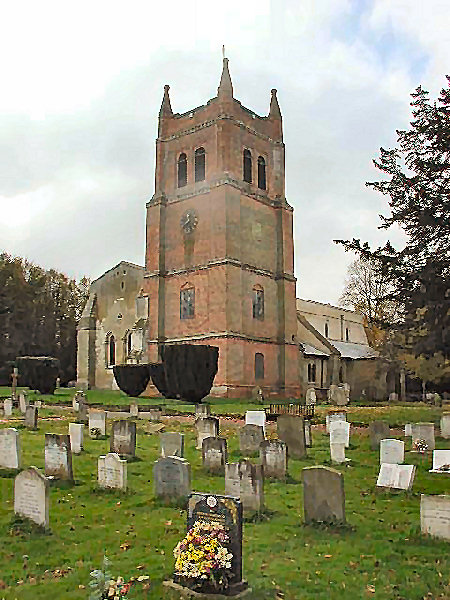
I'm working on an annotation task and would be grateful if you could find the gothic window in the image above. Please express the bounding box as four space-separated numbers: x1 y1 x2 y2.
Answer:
325 323 329 338
178 153 187 187
243 149 252 183
252 286 264 320
195 147 206 182
255 353 264 380
308 363 316 382
180 286 195 319
257 156 266 190
126 331 132 354
107 334 116 367
345 327 349 342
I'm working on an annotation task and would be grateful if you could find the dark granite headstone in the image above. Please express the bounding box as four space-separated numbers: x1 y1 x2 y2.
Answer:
239 424 264 455
277 415 307 459
302 466 345 524
369 421 390 451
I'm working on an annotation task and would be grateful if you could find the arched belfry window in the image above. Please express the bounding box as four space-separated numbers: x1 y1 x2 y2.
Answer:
126 331 132 354
255 353 264 380
108 335 116 367
178 153 187 188
195 147 205 182
257 156 266 190
345 327 349 342
243 149 252 183
252 285 264 320
180 284 195 319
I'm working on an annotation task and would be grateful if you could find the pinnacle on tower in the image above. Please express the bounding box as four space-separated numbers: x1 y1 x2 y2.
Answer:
159 84 173 118
269 88 282 119
217 57 233 99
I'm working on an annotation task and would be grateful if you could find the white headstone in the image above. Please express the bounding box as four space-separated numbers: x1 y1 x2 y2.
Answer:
69 423 84 454
89 410 107 437
429 450 450 474
326 412 346 433
18 391 28 414
245 410 266 435
44 434 73 480
195 417 219 450
3 398 13 417
440 413 450 439
14 467 49 528
305 388 316 405
304 420 312 447
98 452 127 490
330 442 347 463
0 428 21 469
329 420 350 447
380 439 404 465
376 463 416 490
420 494 450 541
404 423 412 436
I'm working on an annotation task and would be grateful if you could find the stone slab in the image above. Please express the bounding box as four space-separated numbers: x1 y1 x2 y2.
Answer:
98 452 127 490
260 440 287 479
110 420 136 457
202 437 227 474
0 428 21 469
376 463 415 490
195 417 219 450
302 466 345 524
44 433 73 481
245 410 266 434
440 414 450 439
225 460 264 513
369 421 390 450
329 421 350 447
153 456 191 502
14 466 49 528
239 424 264 455
277 415 306 459
68 423 84 454
160 432 184 458
379 439 404 465
420 494 450 541
429 449 450 474
411 422 435 451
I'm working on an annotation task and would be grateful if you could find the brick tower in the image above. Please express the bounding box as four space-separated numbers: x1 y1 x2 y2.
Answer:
144 57 300 398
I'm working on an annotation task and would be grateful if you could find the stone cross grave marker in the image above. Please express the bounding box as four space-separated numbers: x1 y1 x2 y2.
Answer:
195 404 211 419
429 450 450 474
305 387 316 405
404 423 412 436
19 391 29 414
304 420 312 447
329 420 350 448
330 441 347 464
110 420 136 457
277 415 307 459
160 432 184 458
72 390 85 411
225 460 264 513
369 421 390 450
0 428 21 470
245 410 266 435
69 423 84 454
44 434 73 481
380 439 404 464
11 367 18 402
24 406 38 430
195 416 219 450
202 436 227 474
98 452 127 490
89 410 107 437
302 466 345 524
14 466 49 528
259 440 287 479
411 422 435 451
239 424 264 455
440 413 450 439
420 494 450 541
326 412 346 433
376 463 415 490
153 456 191 503
3 398 13 417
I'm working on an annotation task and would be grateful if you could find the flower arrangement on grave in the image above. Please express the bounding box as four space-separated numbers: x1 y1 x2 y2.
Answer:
89 555 149 599
90 427 102 439
436 463 450 472
412 439 429 453
173 520 234 592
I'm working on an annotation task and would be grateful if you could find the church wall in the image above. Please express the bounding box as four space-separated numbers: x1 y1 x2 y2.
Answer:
296 299 368 344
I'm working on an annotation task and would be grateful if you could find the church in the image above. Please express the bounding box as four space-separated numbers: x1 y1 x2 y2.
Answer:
77 58 385 400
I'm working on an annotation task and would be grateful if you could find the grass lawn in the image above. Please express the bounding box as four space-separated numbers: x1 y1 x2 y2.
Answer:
0 396 449 599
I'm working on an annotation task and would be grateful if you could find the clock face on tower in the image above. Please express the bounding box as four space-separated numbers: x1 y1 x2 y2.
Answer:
180 209 198 234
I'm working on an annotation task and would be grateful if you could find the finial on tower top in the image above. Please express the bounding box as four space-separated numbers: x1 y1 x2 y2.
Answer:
159 84 173 119
217 53 233 100
269 88 282 119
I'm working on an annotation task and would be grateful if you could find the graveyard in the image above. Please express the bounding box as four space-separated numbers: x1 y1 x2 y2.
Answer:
0 388 449 599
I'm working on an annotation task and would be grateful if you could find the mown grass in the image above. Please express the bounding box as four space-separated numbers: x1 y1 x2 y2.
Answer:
0 396 449 599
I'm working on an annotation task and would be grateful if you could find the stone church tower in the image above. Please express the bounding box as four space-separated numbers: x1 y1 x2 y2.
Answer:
144 58 300 398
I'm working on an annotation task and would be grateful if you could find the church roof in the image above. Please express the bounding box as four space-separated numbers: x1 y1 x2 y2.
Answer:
331 341 379 360
301 343 330 357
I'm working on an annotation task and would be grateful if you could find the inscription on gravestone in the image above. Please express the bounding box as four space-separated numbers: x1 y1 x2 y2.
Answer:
259 440 287 479
225 460 264 513
202 437 227 474
44 434 73 481
239 424 264 455
153 456 191 502
160 432 184 458
14 466 49 528
0 428 21 469
110 420 136 457
98 452 127 490
195 416 219 450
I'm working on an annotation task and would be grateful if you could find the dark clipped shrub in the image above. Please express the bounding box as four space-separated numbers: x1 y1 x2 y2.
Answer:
148 362 171 399
0 360 15 386
16 356 60 394
112 364 151 397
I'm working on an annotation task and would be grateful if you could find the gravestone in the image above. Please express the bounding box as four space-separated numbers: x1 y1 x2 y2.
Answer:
0 428 21 469
239 424 264 455
420 495 450 541
195 404 211 419
18 391 28 414
389 392 399 402
129 402 139 418
153 456 191 502
369 421 390 450
177 493 247 595
329 420 350 448
405 423 412 436
68 423 84 454
259 440 287 479
305 387 316 405
411 422 435 451
72 390 85 411
98 452 127 490
202 436 227 474
77 399 88 424
147 408 163 421
302 466 345 524
160 432 184 458
24 406 38 430
304 420 312 447
14 467 49 528
440 413 450 439
225 460 264 513
328 385 348 406
110 420 136 457
376 463 415 490
3 398 13 417
245 410 266 435
429 450 450 474
89 410 107 437
277 415 307 459
330 441 347 463
326 412 346 433
380 439 404 464
11 367 18 402
44 434 73 481
195 416 219 450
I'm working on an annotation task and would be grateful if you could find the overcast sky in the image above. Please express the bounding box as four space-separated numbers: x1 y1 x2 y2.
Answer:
1 0 448 305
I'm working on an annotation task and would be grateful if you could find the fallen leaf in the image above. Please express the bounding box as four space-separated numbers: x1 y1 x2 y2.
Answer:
324 555 332 559
120 542 131 551
366 585 376 593
136 565 145 570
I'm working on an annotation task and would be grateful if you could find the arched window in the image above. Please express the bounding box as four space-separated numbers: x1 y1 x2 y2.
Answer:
257 156 266 190
180 285 195 319
195 147 206 182
339 366 344 383
345 327 349 342
308 363 316 382
127 331 132 354
255 353 264 380
108 335 116 367
252 286 264 320
325 323 329 338
178 153 187 187
243 149 252 183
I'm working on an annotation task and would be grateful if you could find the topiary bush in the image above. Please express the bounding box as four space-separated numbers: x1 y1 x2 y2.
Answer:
112 364 151 397
16 356 60 394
